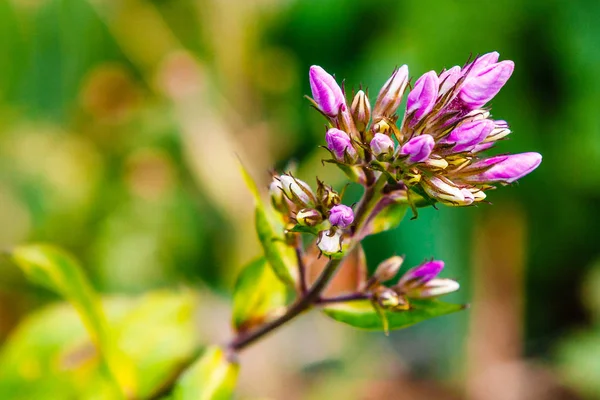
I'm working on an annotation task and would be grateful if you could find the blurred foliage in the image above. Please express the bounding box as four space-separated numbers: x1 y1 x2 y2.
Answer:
0 0 598 398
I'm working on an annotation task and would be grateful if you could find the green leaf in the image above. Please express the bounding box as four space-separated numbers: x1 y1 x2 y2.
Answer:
232 257 287 332
322 299 465 331
238 162 298 287
173 346 239 400
0 291 201 400
363 202 408 237
10 244 136 398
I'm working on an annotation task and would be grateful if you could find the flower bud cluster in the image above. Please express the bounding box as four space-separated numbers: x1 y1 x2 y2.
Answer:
369 258 459 311
270 173 355 257
308 53 542 208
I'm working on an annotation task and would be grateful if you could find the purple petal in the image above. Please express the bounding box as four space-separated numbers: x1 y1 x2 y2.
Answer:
398 260 445 290
465 152 542 183
373 65 409 117
460 60 514 109
441 119 495 152
406 71 439 124
309 65 346 117
400 134 435 163
469 52 500 74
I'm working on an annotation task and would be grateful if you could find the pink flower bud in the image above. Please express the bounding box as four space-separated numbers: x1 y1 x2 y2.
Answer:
460 60 514 109
483 120 511 143
438 66 462 95
309 65 346 117
329 204 354 228
462 152 542 184
422 176 468 205
406 71 439 125
441 119 494 153
373 65 409 118
325 128 357 162
279 174 316 208
397 260 444 291
400 134 435 163
370 133 395 157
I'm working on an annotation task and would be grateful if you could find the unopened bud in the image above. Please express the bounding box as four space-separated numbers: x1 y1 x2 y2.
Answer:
328 204 354 228
422 176 468 205
374 256 404 282
370 133 395 159
296 208 323 227
406 71 439 126
317 229 343 256
269 179 289 214
309 65 346 117
351 90 371 131
375 287 400 308
325 128 357 163
317 181 341 209
279 174 317 208
424 157 448 170
411 278 460 298
483 120 511 143
397 260 444 292
373 65 409 119
440 119 494 153
399 134 435 164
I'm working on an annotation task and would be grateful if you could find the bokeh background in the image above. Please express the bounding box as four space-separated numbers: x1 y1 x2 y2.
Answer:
0 0 599 399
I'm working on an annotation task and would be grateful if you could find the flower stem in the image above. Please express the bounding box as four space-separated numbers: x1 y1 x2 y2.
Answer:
316 292 371 304
229 258 342 352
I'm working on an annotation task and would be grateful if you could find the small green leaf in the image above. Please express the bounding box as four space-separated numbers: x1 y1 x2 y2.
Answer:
232 257 287 332
322 299 464 331
238 162 298 287
360 202 408 238
10 244 136 398
174 346 238 400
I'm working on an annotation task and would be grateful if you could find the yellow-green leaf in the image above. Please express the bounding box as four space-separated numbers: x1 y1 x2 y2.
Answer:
232 257 287 332
0 291 200 400
238 162 298 287
362 202 408 237
173 346 238 400
10 244 136 398
322 299 464 331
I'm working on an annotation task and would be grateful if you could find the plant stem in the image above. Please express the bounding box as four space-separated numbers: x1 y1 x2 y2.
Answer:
229 258 341 352
295 241 308 295
316 292 371 304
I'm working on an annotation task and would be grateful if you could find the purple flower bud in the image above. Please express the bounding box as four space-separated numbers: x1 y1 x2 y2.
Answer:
309 65 346 117
400 134 435 163
373 65 409 118
406 71 439 125
463 152 542 184
441 119 495 153
325 128 357 162
469 52 500 75
460 60 514 109
329 204 354 228
397 260 444 291
370 133 395 157
413 278 460 298
438 66 462 95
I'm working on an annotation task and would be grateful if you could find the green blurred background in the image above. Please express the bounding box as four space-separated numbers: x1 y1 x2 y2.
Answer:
0 0 599 398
